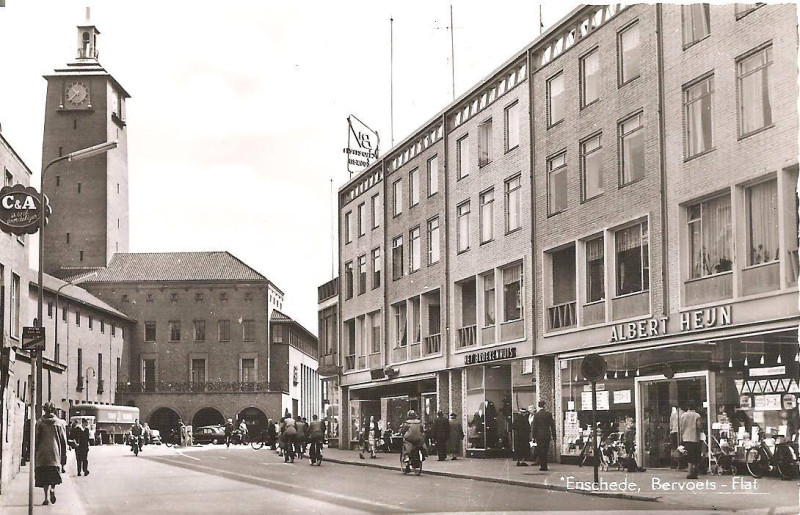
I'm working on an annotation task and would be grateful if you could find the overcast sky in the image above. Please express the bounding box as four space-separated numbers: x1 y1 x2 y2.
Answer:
0 0 585 331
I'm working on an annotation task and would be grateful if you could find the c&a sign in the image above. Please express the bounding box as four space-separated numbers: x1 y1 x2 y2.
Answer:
0 184 51 235
343 114 379 176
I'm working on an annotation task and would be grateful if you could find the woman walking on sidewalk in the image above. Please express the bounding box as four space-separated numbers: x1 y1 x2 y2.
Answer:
447 413 463 460
35 402 68 506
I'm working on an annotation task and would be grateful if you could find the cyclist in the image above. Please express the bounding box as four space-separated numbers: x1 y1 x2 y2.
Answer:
308 414 326 465
131 419 144 452
224 418 235 448
281 413 298 463
400 410 426 471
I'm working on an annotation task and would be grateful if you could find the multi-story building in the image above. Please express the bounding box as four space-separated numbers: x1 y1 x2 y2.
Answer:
79 251 291 435
331 3 800 466
317 276 340 441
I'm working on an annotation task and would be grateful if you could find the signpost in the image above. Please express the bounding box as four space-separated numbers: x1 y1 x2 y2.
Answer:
580 353 607 485
22 327 46 351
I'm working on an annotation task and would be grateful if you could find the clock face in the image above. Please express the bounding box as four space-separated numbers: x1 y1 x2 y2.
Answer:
66 82 89 106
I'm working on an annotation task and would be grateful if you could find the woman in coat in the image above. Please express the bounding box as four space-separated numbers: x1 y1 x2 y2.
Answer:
35 402 67 505
447 413 464 460
74 418 91 476
366 416 380 458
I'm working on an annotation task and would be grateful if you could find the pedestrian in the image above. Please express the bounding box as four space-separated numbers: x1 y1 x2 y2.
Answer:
35 402 67 506
513 407 531 466
447 413 463 460
670 406 686 469
366 416 380 458
357 424 366 459
530 400 556 471
680 401 703 479
178 420 188 447
308 414 325 465
224 418 235 448
266 418 278 449
432 411 450 461
142 422 152 446
75 418 91 476
296 416 308 458
281 413 297 463
54 415 68 473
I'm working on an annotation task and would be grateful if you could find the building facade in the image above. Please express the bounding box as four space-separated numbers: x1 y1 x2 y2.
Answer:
331 3 800 465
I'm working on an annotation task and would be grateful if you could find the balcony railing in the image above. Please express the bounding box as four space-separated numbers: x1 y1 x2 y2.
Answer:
318 277 339 303
344 355 356 371
424 334 441 354
357 356 366 370
458 325 477 347
116 381 284 394
548 301 576 331
408 343 421 360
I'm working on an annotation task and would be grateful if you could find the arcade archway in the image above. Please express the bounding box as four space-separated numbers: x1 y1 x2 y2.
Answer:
148 407 181 436
238 407 269 433
192 407 225 429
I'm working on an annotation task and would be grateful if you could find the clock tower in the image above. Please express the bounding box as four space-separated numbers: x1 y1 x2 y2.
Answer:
41 8 130 276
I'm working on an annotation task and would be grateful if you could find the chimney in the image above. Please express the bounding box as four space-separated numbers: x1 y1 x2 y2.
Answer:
85 7 91 23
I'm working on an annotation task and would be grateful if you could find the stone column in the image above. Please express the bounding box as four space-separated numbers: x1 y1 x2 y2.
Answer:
449 369 465 456
436 371 450 415
534 355 556 460
340 385 350 450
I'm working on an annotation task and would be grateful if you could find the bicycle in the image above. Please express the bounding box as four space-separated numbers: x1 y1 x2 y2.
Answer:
745 437 799 480
250 431 274 450
308 438 323 465
400 445 424 476
164 429 180 448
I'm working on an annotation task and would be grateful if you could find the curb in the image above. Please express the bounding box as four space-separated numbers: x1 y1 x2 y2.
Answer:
323 457 661 503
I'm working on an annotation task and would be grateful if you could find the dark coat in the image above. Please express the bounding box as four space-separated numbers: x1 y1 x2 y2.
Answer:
447 418 464 454
530 408 556 444
74 427 91 460
35 414 67 469
513 413 531 458
432 416 450 443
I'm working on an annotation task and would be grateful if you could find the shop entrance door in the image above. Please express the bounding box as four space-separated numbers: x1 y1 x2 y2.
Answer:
635 372 710 469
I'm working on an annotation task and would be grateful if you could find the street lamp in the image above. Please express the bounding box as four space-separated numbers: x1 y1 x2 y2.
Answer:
29 141 116 515
55 271 98 403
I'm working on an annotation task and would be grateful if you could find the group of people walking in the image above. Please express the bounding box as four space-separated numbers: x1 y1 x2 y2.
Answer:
32 402 92 506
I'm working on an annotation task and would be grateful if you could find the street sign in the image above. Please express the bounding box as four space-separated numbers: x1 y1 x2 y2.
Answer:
580 353 607 382
0 185 51 236
22 326 45 351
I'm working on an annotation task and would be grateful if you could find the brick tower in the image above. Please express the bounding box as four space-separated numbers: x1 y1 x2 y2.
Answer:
41 8 130 276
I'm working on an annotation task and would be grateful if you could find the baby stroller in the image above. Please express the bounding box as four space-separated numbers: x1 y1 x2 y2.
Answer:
599 432 626 471
708 435 737 475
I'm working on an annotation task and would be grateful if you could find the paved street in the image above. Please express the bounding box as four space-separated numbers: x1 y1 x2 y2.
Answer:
4 444 782 514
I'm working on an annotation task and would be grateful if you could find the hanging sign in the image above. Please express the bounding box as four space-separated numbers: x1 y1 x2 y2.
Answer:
0 185 51 235
749 366 786 377
343 115 379 176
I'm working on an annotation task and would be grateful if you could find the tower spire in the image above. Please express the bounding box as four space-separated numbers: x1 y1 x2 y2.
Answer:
76 7 100 61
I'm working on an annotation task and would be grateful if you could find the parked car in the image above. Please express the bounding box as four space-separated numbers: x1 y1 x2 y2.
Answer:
193 425 225 445
149 429 162 445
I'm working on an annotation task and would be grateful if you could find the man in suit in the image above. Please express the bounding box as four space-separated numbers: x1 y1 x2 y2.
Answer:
530 400 556 471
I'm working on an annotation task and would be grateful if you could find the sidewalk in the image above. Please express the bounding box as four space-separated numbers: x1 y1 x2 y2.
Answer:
0 462 86 515
322 447 800 513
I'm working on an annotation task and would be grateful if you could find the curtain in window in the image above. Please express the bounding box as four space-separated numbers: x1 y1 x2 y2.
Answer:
683 4 709 45
503 265 522 321
621 23 640 82
583 51 600 103
616 225 641 252
397 306 407 347
484 273 496 326
748 180 779 265
586 238 605 302
694 196 732 277
740 49 773 135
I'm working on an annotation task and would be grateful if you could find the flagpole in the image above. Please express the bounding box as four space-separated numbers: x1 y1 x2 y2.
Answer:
390 16 395 147
450 4 456 100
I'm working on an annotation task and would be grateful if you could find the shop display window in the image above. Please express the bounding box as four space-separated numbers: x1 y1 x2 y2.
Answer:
466 365 513 452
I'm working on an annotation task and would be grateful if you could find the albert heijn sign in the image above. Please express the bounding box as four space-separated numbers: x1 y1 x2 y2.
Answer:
0 184 51 236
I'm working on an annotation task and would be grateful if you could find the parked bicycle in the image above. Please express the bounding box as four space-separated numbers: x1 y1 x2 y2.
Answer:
746 436 799 480
163 428 181 448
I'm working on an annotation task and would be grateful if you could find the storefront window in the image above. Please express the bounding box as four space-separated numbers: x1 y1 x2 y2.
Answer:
349 399 380 443
466 365 513 453
558 332 800 469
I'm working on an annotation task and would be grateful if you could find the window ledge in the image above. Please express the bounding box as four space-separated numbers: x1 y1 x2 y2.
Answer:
547 209 567 218
583 299 605 307
480 239 495 247
547 119 564 131
619 176 645 189
505 145 519 155
505 227 522 236
618 75 641 89
581 99 600 111
684 147 716 163
685 270 733 284
613 289 650 300
582 193 604 204
743 260 779 271
683 34 711 52
738 124 775 142
457 248 470 256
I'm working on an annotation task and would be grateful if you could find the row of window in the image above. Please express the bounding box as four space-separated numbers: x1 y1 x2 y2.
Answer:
457 101 520 180
143 319 255 343
458 175 523 251
683 4 765 49
48 303 120 336
140 357 259 384
122 291 253 303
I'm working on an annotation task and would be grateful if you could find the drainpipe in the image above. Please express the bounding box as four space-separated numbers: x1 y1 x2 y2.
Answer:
656 3 670 317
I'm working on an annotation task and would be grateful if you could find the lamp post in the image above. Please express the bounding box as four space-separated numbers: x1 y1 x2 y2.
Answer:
29 140 117 515
55 271 98 405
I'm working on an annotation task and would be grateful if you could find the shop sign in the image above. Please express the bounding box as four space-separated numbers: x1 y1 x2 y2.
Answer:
343 115 379 176
464 346 517 365
783 394 797 410
749 366 785 377
0 185 51 236
613 389 631 404
609 305 732 343
754 394 781 411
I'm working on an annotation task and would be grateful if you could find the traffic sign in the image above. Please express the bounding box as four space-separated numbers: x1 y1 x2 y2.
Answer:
22 326 45 351
581 353 607 382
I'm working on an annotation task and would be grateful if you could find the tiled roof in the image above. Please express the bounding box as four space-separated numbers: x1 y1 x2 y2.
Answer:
34 273 134 321
270 309 293 322
74 252 270 283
